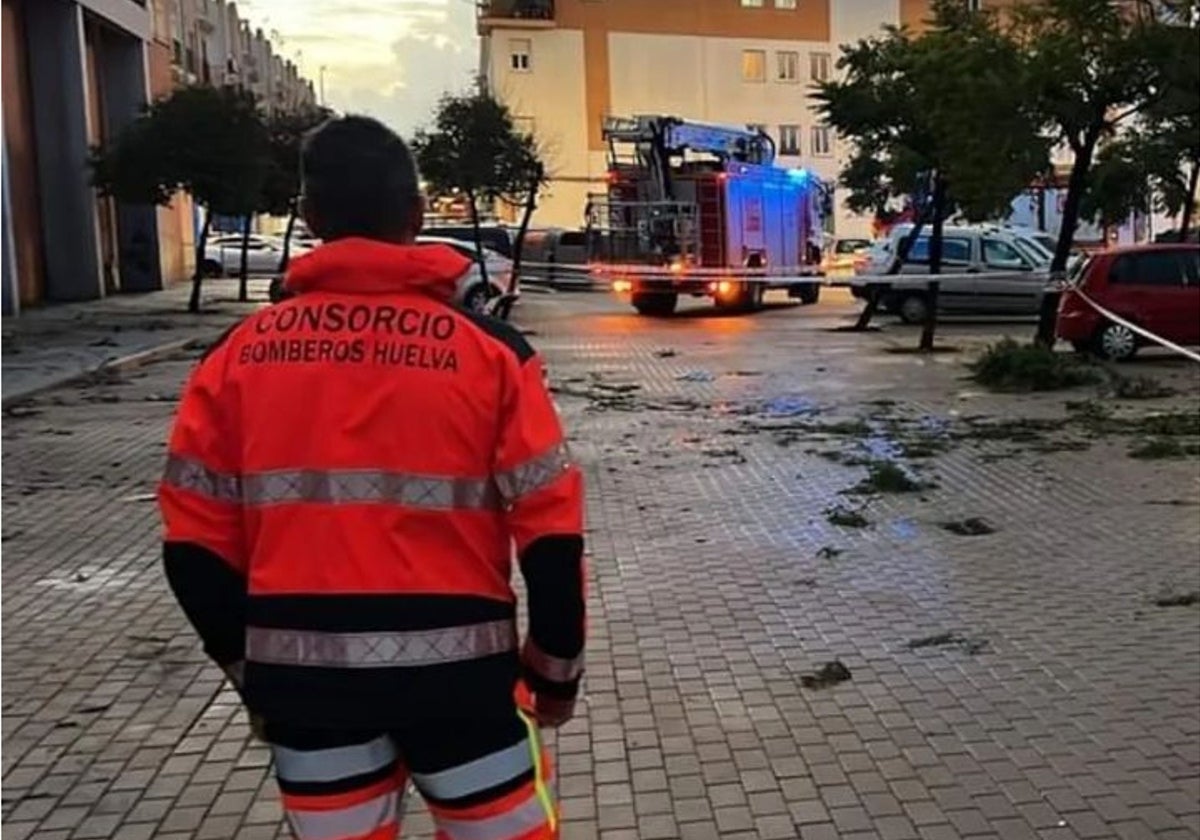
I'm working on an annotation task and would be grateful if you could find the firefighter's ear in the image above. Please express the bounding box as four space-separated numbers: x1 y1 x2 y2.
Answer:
408 195 426 240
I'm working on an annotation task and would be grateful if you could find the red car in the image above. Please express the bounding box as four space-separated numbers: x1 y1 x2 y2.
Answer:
1056 244 1200 360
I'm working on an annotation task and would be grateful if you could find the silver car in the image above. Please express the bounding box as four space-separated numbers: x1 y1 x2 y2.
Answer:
852 225 1052 323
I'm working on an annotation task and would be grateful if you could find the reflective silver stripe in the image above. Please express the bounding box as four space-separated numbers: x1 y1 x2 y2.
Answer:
273 735 397 784
494 443 572 504
523 641 584 683
412 739 533 801
433 792 552 840
242 469 501 511
287 790 397 840
246 620 518 668
162 455 241 502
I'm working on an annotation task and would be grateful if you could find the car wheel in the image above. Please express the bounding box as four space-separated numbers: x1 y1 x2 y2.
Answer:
1095 322 1138 361
898 294 928 324
200 259 224 278
462 283 493 313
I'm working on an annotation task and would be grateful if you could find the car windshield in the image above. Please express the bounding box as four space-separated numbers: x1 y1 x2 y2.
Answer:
1066 254 1093 286
835 239 870 254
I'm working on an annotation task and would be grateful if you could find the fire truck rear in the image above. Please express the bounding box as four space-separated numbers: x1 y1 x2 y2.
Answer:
586 115 827 316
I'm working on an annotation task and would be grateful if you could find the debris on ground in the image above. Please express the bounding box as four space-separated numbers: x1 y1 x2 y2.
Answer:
1155 591 1200 608
816 546 843 561
969 338 1101 392
1106 372 1177 400
941 517 997 536
1129 438 1200 460
800 661 852 690
906 631 989 655
826 505 870 528
846 460 929 495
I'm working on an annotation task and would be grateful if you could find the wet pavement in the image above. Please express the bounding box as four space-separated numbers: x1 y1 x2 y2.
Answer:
2 289 1199 839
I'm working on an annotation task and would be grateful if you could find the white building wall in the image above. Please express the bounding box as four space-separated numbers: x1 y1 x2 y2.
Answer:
487 28 593 228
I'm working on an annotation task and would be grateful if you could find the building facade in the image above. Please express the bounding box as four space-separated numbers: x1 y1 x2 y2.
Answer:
478 0 1008 237
1 0 316 315
2 0 156 315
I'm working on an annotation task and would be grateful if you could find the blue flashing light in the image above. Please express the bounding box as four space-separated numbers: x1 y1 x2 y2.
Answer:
787 168 811 182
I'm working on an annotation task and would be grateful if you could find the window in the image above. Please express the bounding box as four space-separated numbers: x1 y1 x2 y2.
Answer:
513 116 535 137
983 238 1029 269
775 0 798 7
742 50 766 83
740 0 765 6
778 124 800 155
776 51 799 82
509 38 531 72
907 237 971 264
965 0 982 10
810 124 832 156
1111 252 1186 286
810 52 831 82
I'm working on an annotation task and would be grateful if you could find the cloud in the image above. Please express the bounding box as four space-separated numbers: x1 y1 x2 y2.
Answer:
237 0 478 135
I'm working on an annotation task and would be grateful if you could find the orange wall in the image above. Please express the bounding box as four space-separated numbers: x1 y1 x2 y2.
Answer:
555 0 832 152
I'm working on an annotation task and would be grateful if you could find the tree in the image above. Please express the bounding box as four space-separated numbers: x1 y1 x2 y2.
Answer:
815 1 1047 347
92 85 270 312
1008 0 1182 273
1080 10 1200 236
261 106 333 274
412 89 548 309
494 127 549 318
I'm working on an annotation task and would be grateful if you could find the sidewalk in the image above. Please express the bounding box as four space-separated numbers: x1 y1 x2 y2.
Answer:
1 279 269 406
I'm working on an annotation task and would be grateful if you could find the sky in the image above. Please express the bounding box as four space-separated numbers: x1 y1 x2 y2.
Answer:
236 0 479 137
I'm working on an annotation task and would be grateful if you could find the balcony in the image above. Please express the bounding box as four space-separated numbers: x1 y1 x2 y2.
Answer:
477 0 555 33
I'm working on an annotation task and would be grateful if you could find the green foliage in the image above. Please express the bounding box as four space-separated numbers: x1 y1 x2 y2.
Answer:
1128 438 1200 459
848 461 928 494
411 90 545 211
815 1 1048 223
969 338 1102 392
261 106 333 217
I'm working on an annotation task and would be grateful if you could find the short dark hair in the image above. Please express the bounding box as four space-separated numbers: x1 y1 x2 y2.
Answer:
300 115 421 241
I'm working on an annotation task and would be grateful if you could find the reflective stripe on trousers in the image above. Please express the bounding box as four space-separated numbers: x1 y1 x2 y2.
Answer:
271 730 556 840
161 442 571 510
246 619 517 668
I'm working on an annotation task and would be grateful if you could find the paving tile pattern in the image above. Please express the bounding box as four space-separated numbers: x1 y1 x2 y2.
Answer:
3 292 1198 839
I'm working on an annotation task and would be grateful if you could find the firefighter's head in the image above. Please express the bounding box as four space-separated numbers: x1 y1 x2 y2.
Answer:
300 115 424 244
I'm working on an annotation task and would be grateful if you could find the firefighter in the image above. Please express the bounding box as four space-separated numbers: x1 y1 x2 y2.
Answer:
159 115 585 840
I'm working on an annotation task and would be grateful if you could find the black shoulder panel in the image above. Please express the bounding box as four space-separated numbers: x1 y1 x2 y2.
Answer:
454 307 536 365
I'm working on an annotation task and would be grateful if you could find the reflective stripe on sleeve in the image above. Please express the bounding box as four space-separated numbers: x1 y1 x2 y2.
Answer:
412 739 533 802
287 790 397 840
431 791 553 840
523 641 584 683
163 455 242 503
494 443 572 505
246 619 518 668
273 735 398 784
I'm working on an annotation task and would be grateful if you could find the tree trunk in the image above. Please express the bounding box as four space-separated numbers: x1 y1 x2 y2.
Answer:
188 209 212 314
238 214 252 302
1180 159 1199 241
920 173 946 353
466 190 490 289
510 176 539 297
1037 133 1098 347
278 202 298 274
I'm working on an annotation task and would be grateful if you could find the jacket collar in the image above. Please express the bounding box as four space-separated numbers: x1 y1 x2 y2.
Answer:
284 237 471 298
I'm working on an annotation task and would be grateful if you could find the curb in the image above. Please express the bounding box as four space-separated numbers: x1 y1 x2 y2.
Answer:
2 335 209 409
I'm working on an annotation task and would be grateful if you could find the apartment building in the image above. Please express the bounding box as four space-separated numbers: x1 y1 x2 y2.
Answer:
478 0 1002 237
2 0 156 315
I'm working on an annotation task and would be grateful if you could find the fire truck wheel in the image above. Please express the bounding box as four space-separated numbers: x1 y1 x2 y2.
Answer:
798 284 821 305
632 293 678 316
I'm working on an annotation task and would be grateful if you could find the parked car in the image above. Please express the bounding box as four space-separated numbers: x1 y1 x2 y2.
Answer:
1055 244 1200 360
422 224 515 260
822 237 873 277
851 224 1052 323
519 228 593 288
202 234 307 277
416 235 515 312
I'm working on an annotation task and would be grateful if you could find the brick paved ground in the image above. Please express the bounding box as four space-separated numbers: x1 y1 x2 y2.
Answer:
3 290 1198 839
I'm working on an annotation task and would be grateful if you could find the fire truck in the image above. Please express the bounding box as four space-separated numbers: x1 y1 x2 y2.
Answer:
586 115 827 316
